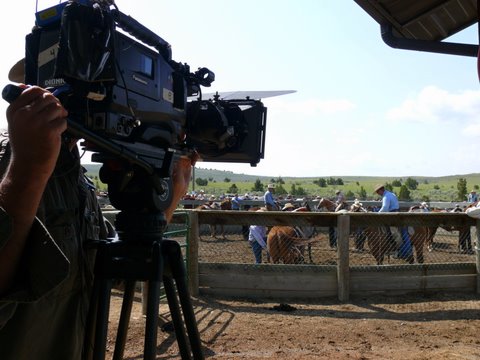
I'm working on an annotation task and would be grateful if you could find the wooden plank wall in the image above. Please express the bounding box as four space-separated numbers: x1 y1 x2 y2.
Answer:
181 210 480 300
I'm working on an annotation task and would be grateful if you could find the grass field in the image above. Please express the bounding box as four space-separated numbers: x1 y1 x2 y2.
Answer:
83 163 480 202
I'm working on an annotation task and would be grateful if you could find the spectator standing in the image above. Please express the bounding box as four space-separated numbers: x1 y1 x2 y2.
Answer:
248 210 268 264
467 190 478 203
374 184 413 261
231 193 241 210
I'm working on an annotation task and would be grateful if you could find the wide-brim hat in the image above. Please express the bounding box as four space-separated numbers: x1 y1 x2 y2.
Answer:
373 184 385 193
282 202 295 211
267 184 275 189
9 58 25 83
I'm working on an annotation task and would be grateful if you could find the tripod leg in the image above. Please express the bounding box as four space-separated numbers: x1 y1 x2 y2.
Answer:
174 276 204 360
163 276 192 359
112 280 136 360
93 278 113 360
144 278 162 360
143 242 163 360
163 240 204 360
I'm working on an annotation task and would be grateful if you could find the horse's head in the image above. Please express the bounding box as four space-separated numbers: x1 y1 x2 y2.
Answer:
220 198 232 210
316 198 326 211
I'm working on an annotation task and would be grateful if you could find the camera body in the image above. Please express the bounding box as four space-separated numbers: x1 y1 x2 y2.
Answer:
24 1 267 168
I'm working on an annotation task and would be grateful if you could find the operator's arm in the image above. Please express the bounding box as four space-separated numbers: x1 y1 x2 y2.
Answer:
164 152 198 222
0 86 67 294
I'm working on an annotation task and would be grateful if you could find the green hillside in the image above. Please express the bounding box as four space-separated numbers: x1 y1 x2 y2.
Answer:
83 163 480 202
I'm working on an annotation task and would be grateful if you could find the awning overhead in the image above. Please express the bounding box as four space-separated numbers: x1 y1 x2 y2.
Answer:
354 0 479 56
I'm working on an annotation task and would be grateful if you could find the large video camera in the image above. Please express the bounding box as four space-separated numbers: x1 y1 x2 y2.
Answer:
20 0 267 210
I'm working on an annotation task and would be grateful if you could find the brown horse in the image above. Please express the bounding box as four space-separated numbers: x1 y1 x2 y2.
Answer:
316 198 349 212
267 226 311 264
361 208 432 265
266 206 316 264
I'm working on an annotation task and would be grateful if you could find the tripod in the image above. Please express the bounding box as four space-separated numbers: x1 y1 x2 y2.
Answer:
84 210 204 360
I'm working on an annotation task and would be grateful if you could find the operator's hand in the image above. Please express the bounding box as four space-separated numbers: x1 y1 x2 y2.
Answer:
6 86 68 180
164 152 198 222
0 86 67 294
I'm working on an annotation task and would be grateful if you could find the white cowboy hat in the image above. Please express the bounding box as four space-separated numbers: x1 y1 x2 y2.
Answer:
373 184 385 193
268 184 275 189
282 203 295 211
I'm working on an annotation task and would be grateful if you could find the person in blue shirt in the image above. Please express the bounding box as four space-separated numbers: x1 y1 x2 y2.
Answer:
264 184 278 211
375 185 400 213
467 190 478 203
374 184 413 262
231 194 241 210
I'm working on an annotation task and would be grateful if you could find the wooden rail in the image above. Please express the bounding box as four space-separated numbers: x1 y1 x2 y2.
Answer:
168 210 480 301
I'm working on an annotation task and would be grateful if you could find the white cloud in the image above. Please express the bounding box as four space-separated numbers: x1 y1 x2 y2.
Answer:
386 86 480 125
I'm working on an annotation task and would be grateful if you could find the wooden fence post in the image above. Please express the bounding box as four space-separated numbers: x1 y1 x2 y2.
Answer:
187 211 200 296
337 214 350 302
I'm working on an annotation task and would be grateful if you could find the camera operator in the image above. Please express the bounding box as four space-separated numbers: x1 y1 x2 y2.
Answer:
0 85 194 359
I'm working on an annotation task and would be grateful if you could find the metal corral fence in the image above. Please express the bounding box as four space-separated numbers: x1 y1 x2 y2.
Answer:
166 209 480 301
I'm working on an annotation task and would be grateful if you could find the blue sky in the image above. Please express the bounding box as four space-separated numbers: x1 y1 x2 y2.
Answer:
1 1 479 177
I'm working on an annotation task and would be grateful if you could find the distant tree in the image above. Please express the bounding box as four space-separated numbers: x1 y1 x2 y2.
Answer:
358 186 367 199
251 179 264 192
291 184 306 196
385 183 393 192
336 178 344 186
356 181 360 186
290 184 297 195
398 185 411 201
228 183 238 193
457 178 468 201
345 190 355 199
276 177 285 184
314 178 327 187
474 185 479 190
196 178 208 186
421 195 430 202
327 177 336 185
423 179 429 184
208 177 213 182
433 184 440 190
275 184 287 195
270 178 276 183
405 177 418 190
224 177 231 183
391 179 402 187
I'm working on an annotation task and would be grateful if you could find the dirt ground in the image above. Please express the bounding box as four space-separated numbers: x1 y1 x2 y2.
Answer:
105 290 480 360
